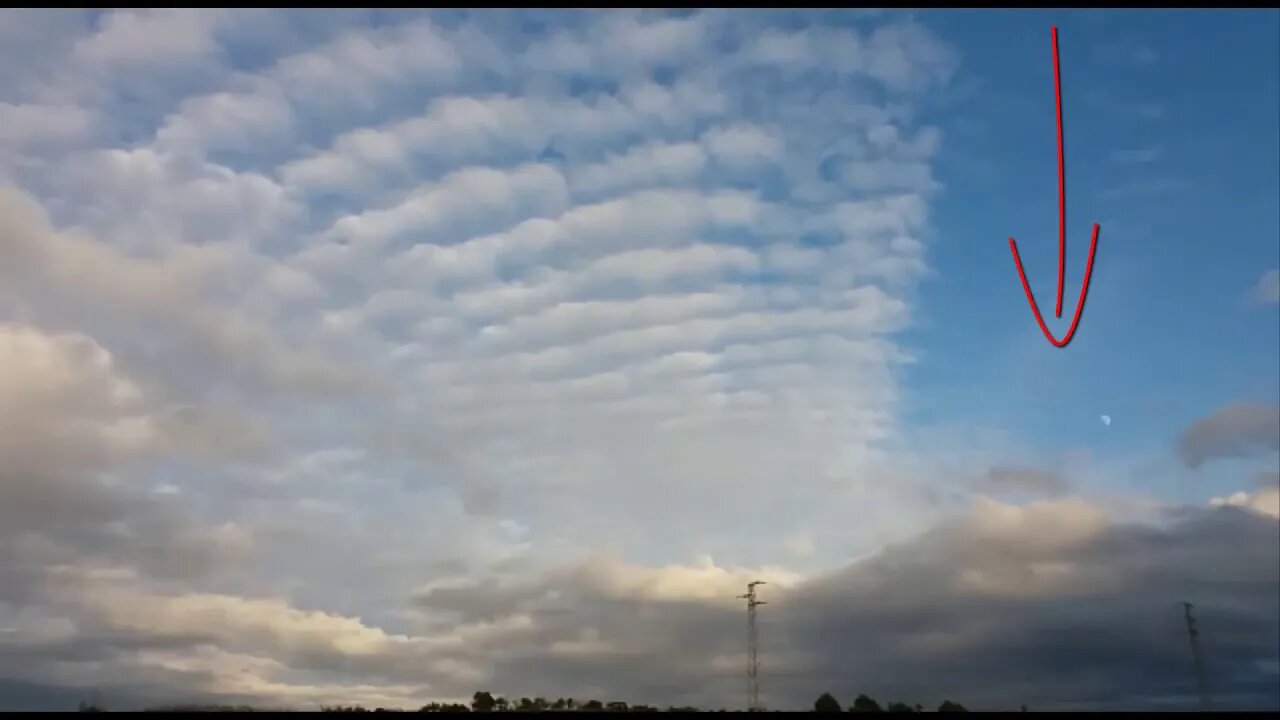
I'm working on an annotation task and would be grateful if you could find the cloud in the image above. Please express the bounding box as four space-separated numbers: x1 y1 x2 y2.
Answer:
70 10 232 69
0 322 258 608
570 140 708 199
1178 402 1280 469
460 496 1276 712
2 493 1274 711
981 465 1070 497
0 185 377 402
0 102 93 145
265 17 462 110
1249 269 1280 306
1211 488 1280 519
521 13 710 78
8 9 1272 715
701 123 783 168
783 498 1278 711
0 7 959 706
154 91 296 154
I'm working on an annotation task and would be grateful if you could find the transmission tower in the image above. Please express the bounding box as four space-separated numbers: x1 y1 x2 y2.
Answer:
739 581 767 712
1182 602 1211 710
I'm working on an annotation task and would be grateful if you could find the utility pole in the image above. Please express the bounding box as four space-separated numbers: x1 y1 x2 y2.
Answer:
1182 602 1211 711
739 581 767 712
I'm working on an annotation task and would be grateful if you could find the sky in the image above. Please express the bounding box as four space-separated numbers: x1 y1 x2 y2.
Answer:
0 8 1277 712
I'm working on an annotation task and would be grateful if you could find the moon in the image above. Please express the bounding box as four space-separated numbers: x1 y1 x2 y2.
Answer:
1100 415 1112 427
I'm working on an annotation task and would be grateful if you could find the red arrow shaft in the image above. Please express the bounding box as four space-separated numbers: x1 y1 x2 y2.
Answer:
1007 25 1101 349
1053 25 1066 319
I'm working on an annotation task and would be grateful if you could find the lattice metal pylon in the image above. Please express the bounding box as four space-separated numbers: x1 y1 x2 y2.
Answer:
739 581 767 712
1183 602 1211 711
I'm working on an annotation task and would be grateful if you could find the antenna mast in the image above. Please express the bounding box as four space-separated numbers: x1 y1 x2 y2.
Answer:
739 581 767 712
1182 602 1210 710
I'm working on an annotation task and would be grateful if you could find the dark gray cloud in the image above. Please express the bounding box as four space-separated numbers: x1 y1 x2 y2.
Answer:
404 498 1280 712
1179 402 1280 469
2 492 1276 711
786 504 1278 711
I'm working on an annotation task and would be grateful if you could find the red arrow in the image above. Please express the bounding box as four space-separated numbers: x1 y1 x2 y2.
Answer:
1008 25 1101 348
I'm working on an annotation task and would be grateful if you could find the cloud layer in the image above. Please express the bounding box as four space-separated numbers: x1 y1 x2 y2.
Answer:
0 9 1276 712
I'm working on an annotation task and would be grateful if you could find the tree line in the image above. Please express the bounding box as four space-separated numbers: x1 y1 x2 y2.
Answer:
83 690 978 712
335 690 972 712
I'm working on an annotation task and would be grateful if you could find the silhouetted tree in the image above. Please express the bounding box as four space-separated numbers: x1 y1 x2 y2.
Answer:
421 704 465 713
471 692 496 713
886 702 914 713
814 692 842 712
937 700 967 713
582 699 604 711
851 694 882 713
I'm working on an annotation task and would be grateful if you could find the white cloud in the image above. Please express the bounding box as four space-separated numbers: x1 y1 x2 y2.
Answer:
69 10 230 69
0 102 93 145
280 83 724 195
522 13 709 77
570 140 707 198
269 19 461 107
1211 488 1280 519
323 163 570 251
702 123 783 168
155 91 295 154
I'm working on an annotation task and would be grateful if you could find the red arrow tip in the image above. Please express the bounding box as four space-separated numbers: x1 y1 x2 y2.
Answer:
1006 25 1101 349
